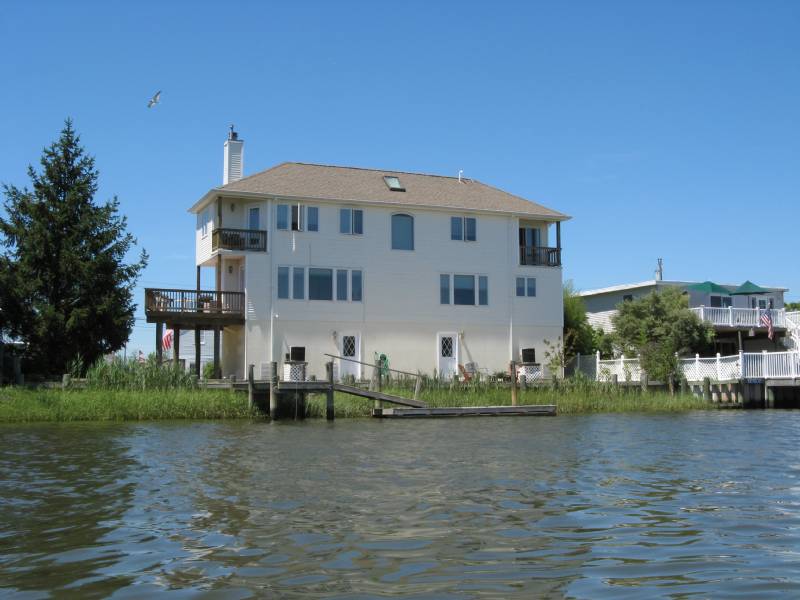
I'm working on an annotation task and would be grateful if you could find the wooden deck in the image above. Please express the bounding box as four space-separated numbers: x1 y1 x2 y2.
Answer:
374 405 557 418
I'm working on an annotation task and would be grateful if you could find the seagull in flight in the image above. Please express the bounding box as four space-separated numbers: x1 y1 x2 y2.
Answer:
147 90 161 108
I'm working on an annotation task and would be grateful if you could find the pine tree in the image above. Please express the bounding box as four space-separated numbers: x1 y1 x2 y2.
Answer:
0 119 147 376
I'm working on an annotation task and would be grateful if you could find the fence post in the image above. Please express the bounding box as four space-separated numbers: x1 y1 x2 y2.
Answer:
762 350 768 379
716 353 721 382
700 305 705 322
596 351 600 381
510 361 518 406
326 361 335 421
695 353 700 382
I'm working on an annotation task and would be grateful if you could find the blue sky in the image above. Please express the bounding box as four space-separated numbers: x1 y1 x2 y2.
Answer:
1 1 798 354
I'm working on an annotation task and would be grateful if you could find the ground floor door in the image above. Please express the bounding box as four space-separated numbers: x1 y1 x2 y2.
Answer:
437 332 459 378
339 333 361 380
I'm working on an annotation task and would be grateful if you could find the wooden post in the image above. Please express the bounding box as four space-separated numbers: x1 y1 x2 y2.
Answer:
510 361 518 406
641 371 649 393
155 321 163 365
194 328 202 378
247 363 255 410
62 373 71 390
520 368 527 391
556 221 561 264
13 355 22 385
702 377 711 402
680 377 689 395
326 361 335 421
374 356 383 410
213 326 221 379
173 327 181 368
611 373 618 388
269 361 279 418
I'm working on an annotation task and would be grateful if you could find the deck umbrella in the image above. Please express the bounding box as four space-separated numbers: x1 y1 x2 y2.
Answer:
730 281 770 295
686 281 731 295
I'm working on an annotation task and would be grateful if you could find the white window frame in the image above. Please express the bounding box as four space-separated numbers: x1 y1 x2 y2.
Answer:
201 208 210 238
339 207 364 236
278 266 363 303
450 216 477 242
440 273 488 306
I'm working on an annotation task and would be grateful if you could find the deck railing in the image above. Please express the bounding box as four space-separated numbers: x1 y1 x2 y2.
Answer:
596 350 800 382
144 288 245 316
691 306 787 328
212 228 267 252
519 246 561 267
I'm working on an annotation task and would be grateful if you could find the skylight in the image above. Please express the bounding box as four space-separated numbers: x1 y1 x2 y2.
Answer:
383 175 405 192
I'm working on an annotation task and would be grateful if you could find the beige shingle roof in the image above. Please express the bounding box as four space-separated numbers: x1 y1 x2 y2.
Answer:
209 162 568 220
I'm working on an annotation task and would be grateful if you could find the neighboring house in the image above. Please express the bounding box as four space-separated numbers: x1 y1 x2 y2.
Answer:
145 128 569 380
176 329 214 374
580 278 799 354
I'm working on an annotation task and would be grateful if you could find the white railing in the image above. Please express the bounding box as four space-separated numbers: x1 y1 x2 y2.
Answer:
691 306 787 328
595 350 800 382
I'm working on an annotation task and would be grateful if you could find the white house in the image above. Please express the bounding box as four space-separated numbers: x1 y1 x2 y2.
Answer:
146 129 569 381
580 275 798 354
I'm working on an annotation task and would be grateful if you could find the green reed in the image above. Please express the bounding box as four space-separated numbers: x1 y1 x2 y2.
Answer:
0 388 254 422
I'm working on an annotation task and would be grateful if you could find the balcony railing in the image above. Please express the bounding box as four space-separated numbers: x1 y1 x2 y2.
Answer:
691 306 787 329
519 246 561 267
145 288 245 318
212 228 267 252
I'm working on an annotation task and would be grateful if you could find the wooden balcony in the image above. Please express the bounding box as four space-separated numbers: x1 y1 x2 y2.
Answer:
519 246 561 267
144 288 245 327
212 228 267 252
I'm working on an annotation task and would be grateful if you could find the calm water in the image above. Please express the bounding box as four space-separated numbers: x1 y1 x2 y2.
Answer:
1 412 799 598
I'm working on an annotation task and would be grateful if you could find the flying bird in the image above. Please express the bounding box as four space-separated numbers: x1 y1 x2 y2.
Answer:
147 90 161 108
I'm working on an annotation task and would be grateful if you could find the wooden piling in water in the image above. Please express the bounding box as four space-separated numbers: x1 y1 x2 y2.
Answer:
326 361 335 421
510 361 518 406
702 377 711 402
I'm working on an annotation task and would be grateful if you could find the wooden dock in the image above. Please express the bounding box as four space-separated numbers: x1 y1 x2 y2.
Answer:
373 405 557 418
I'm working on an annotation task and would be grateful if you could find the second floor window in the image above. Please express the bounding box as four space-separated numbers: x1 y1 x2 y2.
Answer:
278 204 315 231
201 208 210 237
391 214 414 250
339 208 364 235
451 216 476 241
277 266 363 302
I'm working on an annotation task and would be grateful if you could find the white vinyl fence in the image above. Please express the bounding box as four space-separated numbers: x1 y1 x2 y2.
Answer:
596 350 800 383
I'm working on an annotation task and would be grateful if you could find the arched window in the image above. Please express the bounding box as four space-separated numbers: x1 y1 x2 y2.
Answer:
391 214 414 250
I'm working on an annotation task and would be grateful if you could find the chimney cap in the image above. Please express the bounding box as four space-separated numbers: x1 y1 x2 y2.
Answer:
228 124 239 141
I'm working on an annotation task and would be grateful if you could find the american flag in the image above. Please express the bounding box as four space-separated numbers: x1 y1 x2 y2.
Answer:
162 329 174 351
760 309 774 341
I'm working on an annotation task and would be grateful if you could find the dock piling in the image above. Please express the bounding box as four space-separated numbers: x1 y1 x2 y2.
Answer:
269 361 278 418
702 377 711 402
247 364 254 410
510 361 518 406
326 361 335 420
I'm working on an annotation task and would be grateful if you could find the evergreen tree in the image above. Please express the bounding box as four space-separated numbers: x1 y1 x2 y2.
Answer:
0 119 147 376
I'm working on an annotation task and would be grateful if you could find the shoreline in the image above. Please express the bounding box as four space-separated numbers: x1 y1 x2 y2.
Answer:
0 386 713 423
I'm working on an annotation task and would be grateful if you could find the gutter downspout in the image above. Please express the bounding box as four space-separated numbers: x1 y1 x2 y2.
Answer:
268 197 275 364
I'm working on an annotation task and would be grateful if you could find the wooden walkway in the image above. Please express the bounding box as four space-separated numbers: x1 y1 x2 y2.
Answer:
374 405 557 418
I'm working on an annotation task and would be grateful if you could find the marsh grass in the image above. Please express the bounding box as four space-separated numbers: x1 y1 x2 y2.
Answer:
0 388 253 422
82 357 198 390
304 376 709 418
